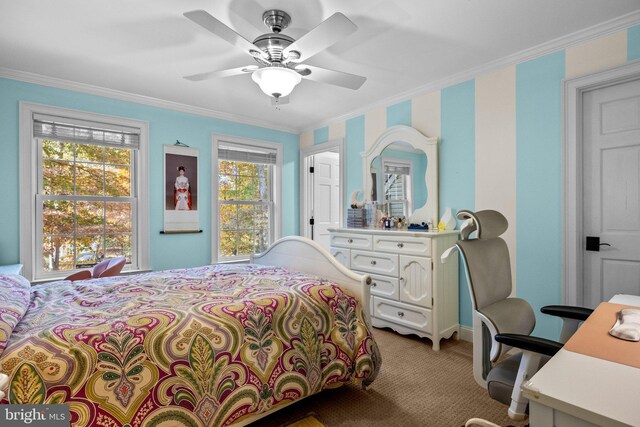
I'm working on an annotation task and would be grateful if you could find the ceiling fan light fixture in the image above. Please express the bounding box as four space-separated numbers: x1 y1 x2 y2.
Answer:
251 66 302 98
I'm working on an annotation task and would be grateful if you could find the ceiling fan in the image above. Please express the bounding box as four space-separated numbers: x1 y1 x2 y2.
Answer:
183 9 366 104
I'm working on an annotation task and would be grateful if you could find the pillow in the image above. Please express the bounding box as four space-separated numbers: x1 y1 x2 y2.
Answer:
609 308 640 341
0 274 31 357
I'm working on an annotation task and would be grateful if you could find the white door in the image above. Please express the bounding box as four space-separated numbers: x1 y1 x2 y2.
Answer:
312 152 340 249
583 78 640 307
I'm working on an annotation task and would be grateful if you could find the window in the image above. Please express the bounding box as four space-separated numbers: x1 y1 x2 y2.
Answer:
20 104 149 281
213 137 281 262
382 159 412 218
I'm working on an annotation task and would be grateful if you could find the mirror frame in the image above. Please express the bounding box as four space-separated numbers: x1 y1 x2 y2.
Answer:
361 125 439 225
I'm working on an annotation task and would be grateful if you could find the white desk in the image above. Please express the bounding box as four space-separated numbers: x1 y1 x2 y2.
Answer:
523 294 640 427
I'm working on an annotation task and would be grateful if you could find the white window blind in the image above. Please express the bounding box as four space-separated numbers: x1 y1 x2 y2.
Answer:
33 113 140 149
384 162 411 175
218 142 276 164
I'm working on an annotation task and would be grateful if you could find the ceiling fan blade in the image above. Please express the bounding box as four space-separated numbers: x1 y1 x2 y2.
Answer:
298 65 366 90
184 10 267 59
184 65 258 81
283 13 357 62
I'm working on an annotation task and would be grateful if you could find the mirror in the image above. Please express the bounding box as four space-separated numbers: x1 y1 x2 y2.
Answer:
362 126 438 225
369 141 427 218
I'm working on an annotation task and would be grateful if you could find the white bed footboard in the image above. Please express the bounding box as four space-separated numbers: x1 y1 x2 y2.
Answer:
252 236 371 321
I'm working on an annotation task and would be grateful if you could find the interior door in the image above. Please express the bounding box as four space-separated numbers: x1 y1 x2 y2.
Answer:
582 78 640 307
312 151 340 250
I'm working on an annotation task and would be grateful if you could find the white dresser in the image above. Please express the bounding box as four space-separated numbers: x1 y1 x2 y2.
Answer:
329 227 459 350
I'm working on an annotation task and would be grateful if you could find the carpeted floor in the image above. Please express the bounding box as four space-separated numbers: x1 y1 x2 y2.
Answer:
253 327 528 427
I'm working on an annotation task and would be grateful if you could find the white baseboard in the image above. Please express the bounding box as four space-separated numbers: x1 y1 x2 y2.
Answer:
459 325 473 342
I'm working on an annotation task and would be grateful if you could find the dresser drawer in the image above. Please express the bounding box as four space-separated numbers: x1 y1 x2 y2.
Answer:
355 271 398 299
373 234 431 256
330 247 350 269
372 296 432 333
330 232 372 250
351 250 398 276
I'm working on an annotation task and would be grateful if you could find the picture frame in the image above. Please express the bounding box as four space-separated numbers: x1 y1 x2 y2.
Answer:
163 144 200 232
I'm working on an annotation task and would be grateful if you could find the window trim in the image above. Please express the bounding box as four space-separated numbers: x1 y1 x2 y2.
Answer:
20 102 150 281
212 134 282 264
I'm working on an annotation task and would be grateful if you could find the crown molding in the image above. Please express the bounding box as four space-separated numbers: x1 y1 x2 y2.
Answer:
302 10 640 133
3 8 639 137
0 67 300 135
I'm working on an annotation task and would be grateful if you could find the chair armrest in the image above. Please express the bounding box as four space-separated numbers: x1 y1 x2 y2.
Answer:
541 305 593 321
64 270 92 281
495 333 563 357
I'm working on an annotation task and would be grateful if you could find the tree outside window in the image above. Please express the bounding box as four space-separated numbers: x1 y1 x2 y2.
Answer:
40 139 133 271
218 160 272 260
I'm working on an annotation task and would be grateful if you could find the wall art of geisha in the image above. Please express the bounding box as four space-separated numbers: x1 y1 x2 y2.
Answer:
163 145 199 232
165 154 198 211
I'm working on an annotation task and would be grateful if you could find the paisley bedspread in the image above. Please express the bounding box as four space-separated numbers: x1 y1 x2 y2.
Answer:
0 264 381 426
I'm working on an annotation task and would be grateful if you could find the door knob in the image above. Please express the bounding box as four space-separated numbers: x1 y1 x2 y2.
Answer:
586 236 611 251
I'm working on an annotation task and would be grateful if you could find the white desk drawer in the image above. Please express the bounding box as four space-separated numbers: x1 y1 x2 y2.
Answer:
373 235 431 256
355 271 398 299
372 296 432 333
351 250 398 276
330 232 372 250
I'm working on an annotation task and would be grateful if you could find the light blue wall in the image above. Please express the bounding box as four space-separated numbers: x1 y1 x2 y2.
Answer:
313 126 329 145
0 77 299 271
307 34 637 337
345 115 365 207
516 52 566 338
628 24 640 60
387 100 412 127
440 80 476 328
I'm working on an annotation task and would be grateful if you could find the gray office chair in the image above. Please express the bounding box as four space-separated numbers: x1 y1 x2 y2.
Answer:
441 209 592 421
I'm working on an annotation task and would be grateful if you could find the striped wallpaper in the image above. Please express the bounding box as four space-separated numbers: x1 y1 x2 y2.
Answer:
301 24 640 338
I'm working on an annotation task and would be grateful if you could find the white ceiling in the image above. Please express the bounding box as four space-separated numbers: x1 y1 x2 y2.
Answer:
1 0 640 133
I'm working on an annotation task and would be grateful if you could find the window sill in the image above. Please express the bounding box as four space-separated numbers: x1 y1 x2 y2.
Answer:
30 268 152 285
216 258 250 265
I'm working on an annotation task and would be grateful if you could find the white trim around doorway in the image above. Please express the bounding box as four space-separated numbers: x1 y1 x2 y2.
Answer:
300 140 345 239
563 60 640 306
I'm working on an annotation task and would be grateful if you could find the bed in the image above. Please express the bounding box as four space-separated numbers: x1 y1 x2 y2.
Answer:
0 236 381 426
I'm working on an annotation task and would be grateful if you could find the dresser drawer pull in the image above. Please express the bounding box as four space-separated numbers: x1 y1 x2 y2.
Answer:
399 277 405 282
370 260 377 265
371 282 377 287
397 242 404 248
397 311 405 317
347 238 353 244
